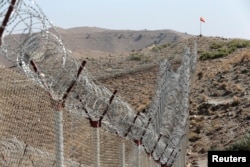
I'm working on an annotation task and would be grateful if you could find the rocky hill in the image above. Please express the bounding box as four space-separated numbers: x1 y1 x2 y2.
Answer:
188 45 250 166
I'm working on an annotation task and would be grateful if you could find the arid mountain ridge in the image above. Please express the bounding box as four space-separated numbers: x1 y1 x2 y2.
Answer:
0 26 191 68
55 26 192 53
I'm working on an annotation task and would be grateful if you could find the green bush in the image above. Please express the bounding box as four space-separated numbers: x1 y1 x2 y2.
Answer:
228 46 237 53
129 53 143 61
200 52 212 60
200 49 229 60
152 46 161 52
210 42 223 49
225 132 250 151
212 52 226 59
215 48 229 57
151 43 171 52
200 39 250 61
227 40 250 49
161 43 171 48
197 50 204 54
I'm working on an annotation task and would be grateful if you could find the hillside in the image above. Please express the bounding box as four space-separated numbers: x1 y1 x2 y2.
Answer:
56 27 191 54
0 27 191 69
92 37 250 166
188 45 250 166
0 26 249 166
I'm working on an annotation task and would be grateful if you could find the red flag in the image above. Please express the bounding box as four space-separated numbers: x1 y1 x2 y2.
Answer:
200 17 205 23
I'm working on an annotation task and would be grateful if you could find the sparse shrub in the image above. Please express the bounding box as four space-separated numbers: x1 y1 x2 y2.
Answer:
213 48 229 59
161 43 171 48
227 40 250 49
209 146 217 151
225 132 250 151
200 52 212 60
129 53 143 61
210 42 223 49
152 46 161 52
197 50 204 54
151 43 171 52
228 46 237 54
200 39 250 61
143 56 151 63
128 52 151 63
209 145 224 151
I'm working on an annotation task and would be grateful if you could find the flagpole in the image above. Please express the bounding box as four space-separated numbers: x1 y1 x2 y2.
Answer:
200 21 202 36
199 17 205 37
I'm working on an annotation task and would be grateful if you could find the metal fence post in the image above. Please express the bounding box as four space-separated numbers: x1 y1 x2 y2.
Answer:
122 142 125 167
138 145 141 167
0 0 17 46
54 60 86 167
55 110 64 167
94 125 100 167
149 155 152 167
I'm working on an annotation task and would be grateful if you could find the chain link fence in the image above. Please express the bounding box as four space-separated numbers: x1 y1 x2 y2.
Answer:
0 66 162 167
0 0 197 166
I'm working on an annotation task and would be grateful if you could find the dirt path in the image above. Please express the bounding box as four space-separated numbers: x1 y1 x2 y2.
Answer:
207 98 233 105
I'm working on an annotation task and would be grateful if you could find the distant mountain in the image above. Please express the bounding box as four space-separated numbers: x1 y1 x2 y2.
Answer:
0 26 192 68
56 27 192 53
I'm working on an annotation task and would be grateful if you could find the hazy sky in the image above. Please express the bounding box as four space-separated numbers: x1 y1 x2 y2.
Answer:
36 0 250 39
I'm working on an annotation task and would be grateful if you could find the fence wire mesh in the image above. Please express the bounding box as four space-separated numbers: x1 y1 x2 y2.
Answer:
0 66 162 167
0 0 197 166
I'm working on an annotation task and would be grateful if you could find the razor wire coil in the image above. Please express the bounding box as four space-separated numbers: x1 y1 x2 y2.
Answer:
0 0 197 166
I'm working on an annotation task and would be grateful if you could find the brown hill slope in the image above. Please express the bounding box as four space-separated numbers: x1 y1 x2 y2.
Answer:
96 37 250 166
58 27 191 53
1 32 249 166
187 48 250 166
0 27 191 68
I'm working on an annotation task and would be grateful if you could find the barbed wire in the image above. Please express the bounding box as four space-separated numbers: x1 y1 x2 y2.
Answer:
144 45 197 165
0 0 197 166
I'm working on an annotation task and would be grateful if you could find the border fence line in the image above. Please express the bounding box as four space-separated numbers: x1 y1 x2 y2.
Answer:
0 0 197 166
